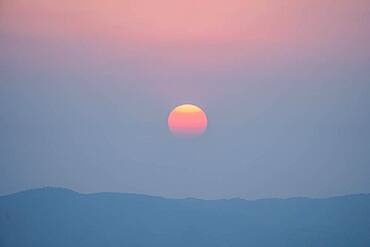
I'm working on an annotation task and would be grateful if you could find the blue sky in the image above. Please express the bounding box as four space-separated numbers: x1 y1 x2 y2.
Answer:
1 0 370 198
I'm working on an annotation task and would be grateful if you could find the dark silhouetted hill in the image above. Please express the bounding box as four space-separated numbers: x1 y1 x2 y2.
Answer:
1 187 370 246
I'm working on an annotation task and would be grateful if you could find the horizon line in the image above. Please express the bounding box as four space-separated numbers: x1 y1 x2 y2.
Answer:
1 186 369 202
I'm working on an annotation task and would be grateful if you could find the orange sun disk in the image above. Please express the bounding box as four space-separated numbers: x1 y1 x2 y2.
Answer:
168 104 208 138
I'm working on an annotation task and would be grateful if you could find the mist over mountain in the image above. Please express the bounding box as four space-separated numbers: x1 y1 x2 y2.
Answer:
0 188 369 246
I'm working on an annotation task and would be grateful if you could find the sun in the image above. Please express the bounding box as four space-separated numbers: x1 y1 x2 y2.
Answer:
168 104 208 138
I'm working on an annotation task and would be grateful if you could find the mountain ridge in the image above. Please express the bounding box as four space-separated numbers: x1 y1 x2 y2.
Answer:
2 186 369 202
1 187 370 246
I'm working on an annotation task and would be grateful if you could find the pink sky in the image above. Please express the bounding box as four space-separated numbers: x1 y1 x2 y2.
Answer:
1 0 369 103
2 0 369 64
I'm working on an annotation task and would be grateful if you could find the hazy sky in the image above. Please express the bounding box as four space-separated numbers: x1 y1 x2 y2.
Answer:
1 0 370 199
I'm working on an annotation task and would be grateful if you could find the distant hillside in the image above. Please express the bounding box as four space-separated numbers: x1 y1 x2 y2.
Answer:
1 188 370 247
